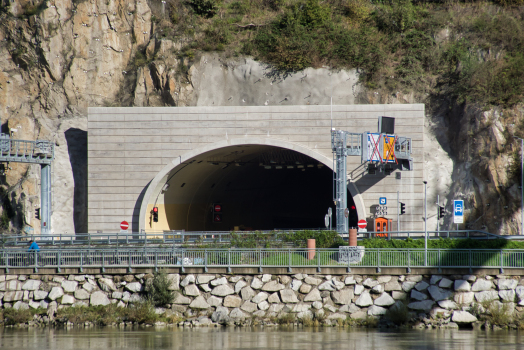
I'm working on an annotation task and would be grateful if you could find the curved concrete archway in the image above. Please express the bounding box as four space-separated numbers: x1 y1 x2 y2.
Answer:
138 137 366 232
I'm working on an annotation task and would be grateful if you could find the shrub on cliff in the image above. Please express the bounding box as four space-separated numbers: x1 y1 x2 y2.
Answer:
144 270 176 306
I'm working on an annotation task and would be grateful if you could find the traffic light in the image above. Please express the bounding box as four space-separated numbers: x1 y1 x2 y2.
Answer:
152 207 158 222
213 203 222 223
348 204 358 228
438 206 445 219
400 202 406 215
35 208 40 220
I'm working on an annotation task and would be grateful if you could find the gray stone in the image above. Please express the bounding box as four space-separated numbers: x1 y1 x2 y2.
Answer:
98 278 117 292
62 280 78 293
13 301 29 310
406 275 423 282
475 290 499 302
516 286 524 300
377 276 391 284
371 285 384 294
196 275 215 284
355 291 373 307
74 289 90 300
428 286 453 301
384 280 402 291
21 280 41 291
439 278 453 289
223 295 242 308
392 291 407 300
262 280 285 292
83 283 96 293
354 285 365 295
408 300 435 311
210 277 228 286
304 289 322 302
318 281 336 291
292 274 307 280
229 276 243 283
472 279 493 292
454 292 475 305
291 280 303 291
324 304 337 313
257 292 274 305
39 300 49 309
241 286 255 301
33 290 48 301
462 275 477 282
312 301 323 310
368 305 387 316
304 277 322 286
292 304 311 313
498 279 518 290
61 295 75 305
499 290 516 302
207 296 223 307
184 284 201 297
350 311 367 319
411 290 428 301
29 300 41 309
280 289 299 303
251 277 263 290
415 281 429 291
167 274 180 290
402 281 416 292
269 304 284 313
173 294 192 305
189 296 210 309
200 284 211 292
211 284 235 297
90 291 110 306
125 282 142 293
112 291 123 300
374 293 395 306
129 294 142 303
252 292 269 304
345 276 356 285
430 275 443 285
299 284 312 294
241 301 258 313
5 280 21 291
332 290 354 305
180 275 195 287
452 311 478 323
362 278 379 288
258 301 270 310
454 280 471 292
235 280 247 293
212 310 231 324
438 300 457 309
230 308 247 319
48 287 64 301
261 274 272 283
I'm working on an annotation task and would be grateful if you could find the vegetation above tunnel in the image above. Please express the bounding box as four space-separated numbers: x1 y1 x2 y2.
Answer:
157 0 524 108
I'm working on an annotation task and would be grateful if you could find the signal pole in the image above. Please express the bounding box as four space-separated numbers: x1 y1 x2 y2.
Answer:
397 191 400 232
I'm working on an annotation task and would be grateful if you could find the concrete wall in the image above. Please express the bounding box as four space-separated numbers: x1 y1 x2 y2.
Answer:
87 104 425 233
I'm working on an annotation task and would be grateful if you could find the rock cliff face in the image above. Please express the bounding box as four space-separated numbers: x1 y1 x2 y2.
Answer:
0 0 519 234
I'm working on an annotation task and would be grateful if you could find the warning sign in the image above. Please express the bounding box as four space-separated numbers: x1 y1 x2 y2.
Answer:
366 133 381 162
382 134 396 163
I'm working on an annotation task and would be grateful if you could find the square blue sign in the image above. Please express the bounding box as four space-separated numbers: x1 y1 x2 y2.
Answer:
379 197 387 205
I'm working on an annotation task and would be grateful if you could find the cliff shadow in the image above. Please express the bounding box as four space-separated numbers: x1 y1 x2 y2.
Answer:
65 128 87 233
132 181 150 233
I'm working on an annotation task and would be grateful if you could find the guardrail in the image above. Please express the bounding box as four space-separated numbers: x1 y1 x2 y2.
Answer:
0 229 503 247
2 248 522 273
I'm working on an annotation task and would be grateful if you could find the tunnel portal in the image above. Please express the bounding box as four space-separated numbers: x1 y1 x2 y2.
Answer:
148 145 354 232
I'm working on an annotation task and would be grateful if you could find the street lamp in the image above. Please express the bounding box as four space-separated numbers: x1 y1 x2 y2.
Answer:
423 180 428 266
517 138 524 236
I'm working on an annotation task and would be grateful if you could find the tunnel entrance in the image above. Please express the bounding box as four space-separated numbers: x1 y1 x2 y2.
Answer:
147 145 355 232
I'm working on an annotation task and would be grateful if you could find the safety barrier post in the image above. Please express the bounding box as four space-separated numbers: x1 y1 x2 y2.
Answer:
377 249 381 273
205 250 208 272
259 248 262 273
500 249 504 274
155 251 158 272
227 249 231 273
288 248 292 273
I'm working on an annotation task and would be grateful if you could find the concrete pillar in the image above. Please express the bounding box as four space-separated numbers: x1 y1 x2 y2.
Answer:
307 239 316 260
349 228 357 247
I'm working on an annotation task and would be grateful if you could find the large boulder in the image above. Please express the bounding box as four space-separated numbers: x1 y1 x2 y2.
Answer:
252 292 269 304
411 290 428 301
331 290 354 305
61 295 75 305
475 290 499 302
304 277 322 286
407 300 435 311
374 293 395 307
384 280 402 292
362 278 379 288
454 280 471 292
262 280 285 292
304 289 322 302
33 290 48 301
74 289 90 300
21 280 41 291
368 305 387 316
428 286 452 301
499 290 516 302
235 280 247 293
173 294 192 305
196 275 215 284
98 278 117 292
211 284 235 296
125 282 142 293
211 277 228 286
90 291 110 306
207 296 223 307
240 301 258 313
498 279 518 290
223 295 242 308
62 280 78 293
184 284 200 297
251 277 263 289
471 279 493 292
189 296 210 309
454 292 475 304
167 274 180 290
241 286 255 301
48 287 64 301
355 291 373 307
280 289 299 303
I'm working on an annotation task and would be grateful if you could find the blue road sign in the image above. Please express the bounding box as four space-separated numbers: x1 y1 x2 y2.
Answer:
379 197 387 205
453 200 464 224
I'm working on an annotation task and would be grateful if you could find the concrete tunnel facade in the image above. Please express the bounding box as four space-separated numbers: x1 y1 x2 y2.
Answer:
87 104 425 234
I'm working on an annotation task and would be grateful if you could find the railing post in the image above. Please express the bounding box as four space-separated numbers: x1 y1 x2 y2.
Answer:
288 248 292 273
500 249 504 274
181 249 185 273
128 250 132 273
469 249 472 274
101 251 105 273
317 248 321 273
34 250 38 273
438 249 442 273
80 250 83 272
5 252 9 273
126 233 129 245
377 249 381 273
407 249 411 273
227 249 231 273
204 250 208 273
259 248 262 273
155 251 158 272
57 251 61 273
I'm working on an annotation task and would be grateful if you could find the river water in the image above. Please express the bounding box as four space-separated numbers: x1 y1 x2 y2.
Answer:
1 327 524 350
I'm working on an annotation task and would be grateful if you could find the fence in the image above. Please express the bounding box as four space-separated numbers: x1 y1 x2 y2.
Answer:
0 229 503 248
1 248 523 273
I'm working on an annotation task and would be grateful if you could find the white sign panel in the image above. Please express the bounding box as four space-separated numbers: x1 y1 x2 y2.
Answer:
453 200 464 224
366 133 381 162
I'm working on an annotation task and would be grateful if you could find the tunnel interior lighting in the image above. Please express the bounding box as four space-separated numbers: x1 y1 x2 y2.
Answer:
275 165 282 169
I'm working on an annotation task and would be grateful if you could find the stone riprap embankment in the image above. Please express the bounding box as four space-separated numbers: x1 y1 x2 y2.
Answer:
1 273 523 329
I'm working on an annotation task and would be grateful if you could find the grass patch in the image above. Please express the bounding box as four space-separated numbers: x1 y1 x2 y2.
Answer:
1 307 46 326
55 302 160 326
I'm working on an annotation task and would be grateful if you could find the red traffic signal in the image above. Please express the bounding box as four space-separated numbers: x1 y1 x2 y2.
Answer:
152 207 159 222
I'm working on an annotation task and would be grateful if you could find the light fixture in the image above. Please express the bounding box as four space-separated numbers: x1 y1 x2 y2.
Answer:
275 165 283 169
264 166 271 170
210 162 219 165
297 165 304 169
287 165 294 169
307 164 314 168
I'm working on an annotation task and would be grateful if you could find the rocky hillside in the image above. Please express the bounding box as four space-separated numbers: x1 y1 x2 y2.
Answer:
0 0 522 235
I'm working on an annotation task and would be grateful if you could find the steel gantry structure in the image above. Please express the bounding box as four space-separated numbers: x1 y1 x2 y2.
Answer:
0 132 55 235
331 117 413 234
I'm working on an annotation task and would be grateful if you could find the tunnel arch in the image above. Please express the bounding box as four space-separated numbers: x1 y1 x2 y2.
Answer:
138 138 366 232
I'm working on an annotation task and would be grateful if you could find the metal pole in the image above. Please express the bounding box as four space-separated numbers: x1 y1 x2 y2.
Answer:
397 191 400 232
436 195 440 233
40 164 52 235
521 138 523 235
423 181 427 267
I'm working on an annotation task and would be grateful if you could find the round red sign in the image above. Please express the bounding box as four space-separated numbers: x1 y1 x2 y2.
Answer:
357 219 367 229
120 221 129 230
214 204 222 212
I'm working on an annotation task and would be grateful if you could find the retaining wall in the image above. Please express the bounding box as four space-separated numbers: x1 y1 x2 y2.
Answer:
1 272 523 328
